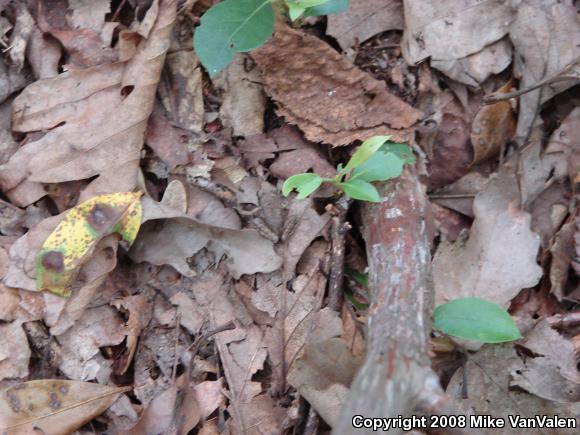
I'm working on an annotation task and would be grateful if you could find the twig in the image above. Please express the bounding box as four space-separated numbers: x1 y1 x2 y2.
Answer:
171 312 181 383
327 196 352 312
334 168 483 435
186 321 236 355
484 57 580 104
547 312 580 330
429 193 476 200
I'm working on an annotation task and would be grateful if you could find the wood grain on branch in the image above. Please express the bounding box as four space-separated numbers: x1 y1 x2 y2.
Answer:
334 168 476 435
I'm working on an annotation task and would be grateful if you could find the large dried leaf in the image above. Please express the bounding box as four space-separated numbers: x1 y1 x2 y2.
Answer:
0 380 130 435
130 197 281 279
252 25 422 146
402 0 514 65
0 0 176 206
433 172 543 309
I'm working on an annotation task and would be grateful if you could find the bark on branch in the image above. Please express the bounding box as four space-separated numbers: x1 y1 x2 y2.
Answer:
334 168 474 435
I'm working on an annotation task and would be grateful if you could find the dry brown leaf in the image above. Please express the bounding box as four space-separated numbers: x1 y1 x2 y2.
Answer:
57 306 127 381
546 107 580 188
170 292 205 335
446 344 579 433
510 1 580 143
470 81 516 164
549 219 577 301
111 293 153 374
5 2 33 70
215 54 266 137
288 338 360 427
252 25 422 146
431 38 512 87
327 0 403 50
0 380 131 435
0 321 30 381
511 321 580 403
402 0 514 65
194 378 225 419
0 0 176 207
130 197 281 279
158 15 204 133
433 172 543 309
145 104 191 169
270 148 336 180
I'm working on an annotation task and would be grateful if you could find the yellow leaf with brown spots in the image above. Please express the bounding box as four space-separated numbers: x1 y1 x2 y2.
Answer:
36 192 143 297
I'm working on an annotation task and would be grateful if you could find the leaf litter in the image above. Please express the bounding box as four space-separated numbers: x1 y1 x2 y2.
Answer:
0 0 578 432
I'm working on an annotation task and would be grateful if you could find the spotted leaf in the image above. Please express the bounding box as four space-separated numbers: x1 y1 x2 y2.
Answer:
37 192 143 297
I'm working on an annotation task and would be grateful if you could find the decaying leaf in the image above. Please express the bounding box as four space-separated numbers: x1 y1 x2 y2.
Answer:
252 24 422 146
0 380 131 435
37 192 143 297
433 172 543 309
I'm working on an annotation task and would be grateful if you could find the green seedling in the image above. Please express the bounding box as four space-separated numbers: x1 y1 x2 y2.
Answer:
434 297 522 344
282 135 415 202
193 0 350 76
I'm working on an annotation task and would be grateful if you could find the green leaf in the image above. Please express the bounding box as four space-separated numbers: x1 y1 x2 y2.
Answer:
193 0 275 76
286 0 332 7
382 142 416 165
342 179 381 202
344 135 390 173
344 289 369 310
287 3 306 20
283 173 323 199
351 150 404 182
304 0 349 17
345 267 368 288
433 297 522 343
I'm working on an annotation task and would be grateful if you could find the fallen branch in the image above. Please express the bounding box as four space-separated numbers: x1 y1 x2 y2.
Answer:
334 168 478 435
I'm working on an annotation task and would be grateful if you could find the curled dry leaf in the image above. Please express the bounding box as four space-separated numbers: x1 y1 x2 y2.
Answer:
0 0 176 206
470 81 516 165
0 380 131 435
130 197 281 279
252 25 422 146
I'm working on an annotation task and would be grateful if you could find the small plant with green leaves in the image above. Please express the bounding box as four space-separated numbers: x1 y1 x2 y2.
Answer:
434 297 522 343
193 0 350 76
282 135 415 202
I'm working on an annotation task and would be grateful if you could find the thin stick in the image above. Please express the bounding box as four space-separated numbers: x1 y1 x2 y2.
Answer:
327 196 352 312
484 57 580 104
